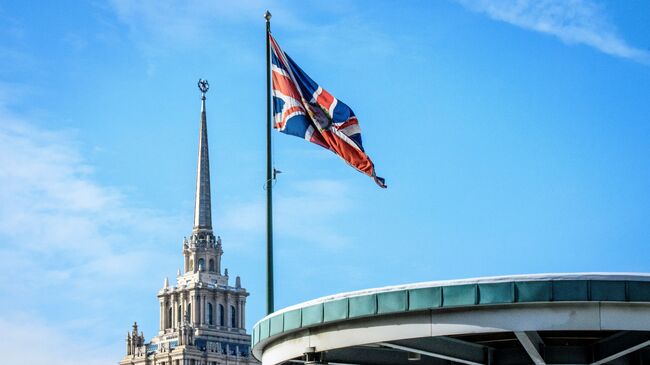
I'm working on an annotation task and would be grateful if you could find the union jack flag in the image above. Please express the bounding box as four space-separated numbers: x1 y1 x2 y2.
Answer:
269 34 386 188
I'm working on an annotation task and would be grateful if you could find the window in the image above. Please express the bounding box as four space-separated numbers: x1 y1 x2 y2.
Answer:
218 304 225 326
208 303 213 325
209 259 215 272
198 258 205 271
188 303 192 322
177 305 182 323
167 306 172 328
230 305 236 328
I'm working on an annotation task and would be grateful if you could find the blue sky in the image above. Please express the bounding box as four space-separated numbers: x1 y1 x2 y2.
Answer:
1 0 650 363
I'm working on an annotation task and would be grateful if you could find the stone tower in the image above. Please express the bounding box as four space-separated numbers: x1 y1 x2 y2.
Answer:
120 80 258 365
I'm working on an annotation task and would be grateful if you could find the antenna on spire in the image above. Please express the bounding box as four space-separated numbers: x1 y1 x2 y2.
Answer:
198 79 209 99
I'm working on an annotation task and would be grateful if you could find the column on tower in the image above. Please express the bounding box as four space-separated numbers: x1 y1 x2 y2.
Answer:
201 293 208 324
195 292 200 324
235 297 240 328
190 294 194 324
225 292 231 328
182 292 187 323
159 301 164 331
176 294 180 326
211 292 216 326
200 294 205 325
166 298 171 329
172 294 177 329
238 297 245 328
241 298 246 329
164 298 169 330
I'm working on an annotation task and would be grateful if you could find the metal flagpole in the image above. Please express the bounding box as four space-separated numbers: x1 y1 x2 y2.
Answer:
264 10 274 315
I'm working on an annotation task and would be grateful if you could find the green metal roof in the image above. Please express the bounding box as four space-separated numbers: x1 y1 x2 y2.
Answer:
251 273 650 349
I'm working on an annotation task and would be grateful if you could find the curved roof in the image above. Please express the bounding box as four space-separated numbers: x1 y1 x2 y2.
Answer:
252 272 650 363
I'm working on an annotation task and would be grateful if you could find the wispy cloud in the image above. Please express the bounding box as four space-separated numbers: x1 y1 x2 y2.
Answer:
0 107 181 261
0 89 184 363
0 314 115 365
220 178 355 250
457 0 650 64
105 0 394 66
107 0 267 47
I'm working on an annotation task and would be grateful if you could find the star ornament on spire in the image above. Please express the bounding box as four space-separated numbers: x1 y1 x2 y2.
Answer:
198 79 209 96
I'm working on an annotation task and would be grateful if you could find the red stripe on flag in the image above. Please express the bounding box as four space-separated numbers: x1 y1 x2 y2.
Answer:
272 72 302 101
316 88 335 111
335 118 359 131
310 130 374 176
309 132 329 149
277 105 304 129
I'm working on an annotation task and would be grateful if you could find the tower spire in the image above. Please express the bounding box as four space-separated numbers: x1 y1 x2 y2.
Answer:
193 79 212 232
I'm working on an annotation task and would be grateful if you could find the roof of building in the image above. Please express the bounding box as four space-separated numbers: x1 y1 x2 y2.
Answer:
252 272 650 365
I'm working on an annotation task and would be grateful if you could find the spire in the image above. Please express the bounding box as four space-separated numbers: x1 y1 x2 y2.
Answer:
193 79 212 232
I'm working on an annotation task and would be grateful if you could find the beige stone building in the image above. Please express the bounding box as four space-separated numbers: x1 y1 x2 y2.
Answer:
120 80 258 365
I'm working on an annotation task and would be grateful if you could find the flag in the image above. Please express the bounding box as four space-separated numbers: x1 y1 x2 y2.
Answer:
269 34 386 188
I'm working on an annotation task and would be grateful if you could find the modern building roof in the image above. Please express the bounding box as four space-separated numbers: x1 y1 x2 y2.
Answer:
252 273 650 365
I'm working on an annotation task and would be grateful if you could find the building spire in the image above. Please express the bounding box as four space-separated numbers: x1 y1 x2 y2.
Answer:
193 79 212 232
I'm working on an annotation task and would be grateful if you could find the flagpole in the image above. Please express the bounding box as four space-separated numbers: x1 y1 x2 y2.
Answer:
264 10 275 315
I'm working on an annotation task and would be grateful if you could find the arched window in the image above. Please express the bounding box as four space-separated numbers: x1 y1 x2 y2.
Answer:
168 306 172 328
209 259 215 272
177 305 182 324
208 303 213 325
218 304 225 326
230 305 237 328
198 258 205 271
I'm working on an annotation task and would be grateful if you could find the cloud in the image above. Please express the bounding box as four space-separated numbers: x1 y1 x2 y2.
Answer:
107 0 266 47
0 314 115 365
0 92 184 363
105 0 394 64
0 107 181 287
220 178 354 250
0 109 180 258
457 0 650 64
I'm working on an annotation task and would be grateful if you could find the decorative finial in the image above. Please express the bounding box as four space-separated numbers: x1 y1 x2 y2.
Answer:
198 79 209 98
264 10 272 21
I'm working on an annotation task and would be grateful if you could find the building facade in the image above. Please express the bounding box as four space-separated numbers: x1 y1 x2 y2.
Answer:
120 81 258 365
